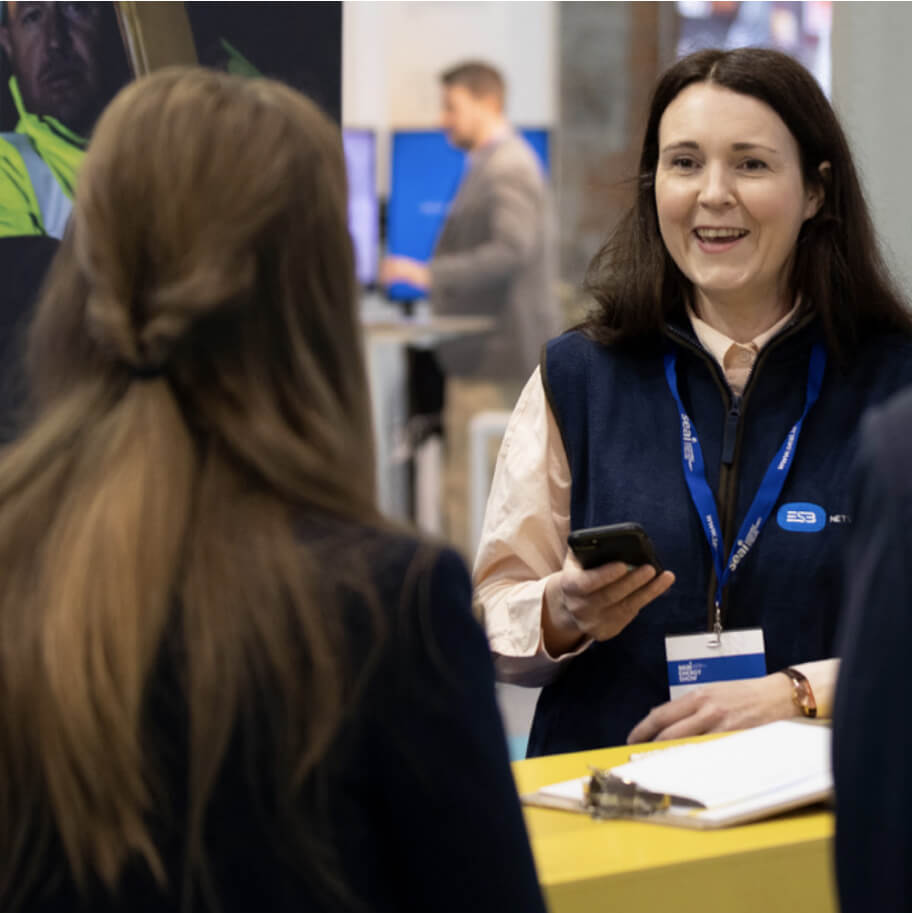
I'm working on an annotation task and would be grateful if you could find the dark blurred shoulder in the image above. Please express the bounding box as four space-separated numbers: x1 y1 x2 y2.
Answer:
299 514 464 594
297 514 471 651
857 385 912 502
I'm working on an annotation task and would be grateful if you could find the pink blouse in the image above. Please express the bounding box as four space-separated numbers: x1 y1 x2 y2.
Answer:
474 306 798 686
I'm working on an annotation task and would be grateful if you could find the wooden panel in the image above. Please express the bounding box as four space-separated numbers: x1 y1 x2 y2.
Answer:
116 2 198 76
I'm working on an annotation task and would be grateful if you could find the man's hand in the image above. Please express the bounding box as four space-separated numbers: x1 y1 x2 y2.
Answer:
379 255 431 291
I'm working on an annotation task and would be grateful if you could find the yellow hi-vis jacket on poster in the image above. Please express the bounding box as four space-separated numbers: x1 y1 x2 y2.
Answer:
0 77 86 239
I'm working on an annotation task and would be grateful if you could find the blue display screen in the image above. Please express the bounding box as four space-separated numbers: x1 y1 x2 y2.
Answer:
342 128 379 287
386 128 549 300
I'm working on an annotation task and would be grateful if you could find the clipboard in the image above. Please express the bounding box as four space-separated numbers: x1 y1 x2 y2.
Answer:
521 721 832 830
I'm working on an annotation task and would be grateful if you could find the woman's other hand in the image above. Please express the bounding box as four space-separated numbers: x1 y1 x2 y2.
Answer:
626 674 795 743
541 552 675 657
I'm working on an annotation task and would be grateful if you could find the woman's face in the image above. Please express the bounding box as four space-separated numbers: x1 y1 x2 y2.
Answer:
654 82 822 318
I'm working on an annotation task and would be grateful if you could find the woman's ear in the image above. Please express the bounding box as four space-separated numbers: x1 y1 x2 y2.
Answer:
804 161 831 220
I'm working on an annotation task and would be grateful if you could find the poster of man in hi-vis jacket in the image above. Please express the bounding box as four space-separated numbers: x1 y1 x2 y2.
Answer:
0 1 130 239
0 2 131 442
0 0 340 441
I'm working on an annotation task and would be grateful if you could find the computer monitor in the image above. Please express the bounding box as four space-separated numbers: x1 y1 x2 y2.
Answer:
519 127 550 174
385 128 550 300
342 128 379 287
385 130 463 300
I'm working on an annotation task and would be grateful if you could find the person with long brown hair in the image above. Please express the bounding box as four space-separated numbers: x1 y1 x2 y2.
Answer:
475 47 912 757
0 68 547 913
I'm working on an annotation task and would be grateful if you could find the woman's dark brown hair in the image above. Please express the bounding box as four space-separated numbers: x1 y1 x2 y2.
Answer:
0 68 379 907
584 47 912 359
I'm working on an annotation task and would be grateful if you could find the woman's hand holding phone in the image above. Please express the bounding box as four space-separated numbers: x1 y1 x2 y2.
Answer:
542 550 676 658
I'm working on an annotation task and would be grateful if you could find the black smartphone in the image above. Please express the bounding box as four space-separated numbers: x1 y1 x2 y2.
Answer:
567 522 664 572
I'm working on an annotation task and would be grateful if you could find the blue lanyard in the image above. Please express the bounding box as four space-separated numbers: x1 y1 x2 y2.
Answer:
663 342 826 635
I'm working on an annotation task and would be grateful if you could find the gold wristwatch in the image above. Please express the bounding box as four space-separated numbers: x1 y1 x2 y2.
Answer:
780 667 817 718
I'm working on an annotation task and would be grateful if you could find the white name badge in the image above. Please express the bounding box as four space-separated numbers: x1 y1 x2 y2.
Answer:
665 628 766 700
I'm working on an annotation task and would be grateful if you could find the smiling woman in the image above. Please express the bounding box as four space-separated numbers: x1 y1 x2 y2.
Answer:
654 82 825 342
474 46 912 758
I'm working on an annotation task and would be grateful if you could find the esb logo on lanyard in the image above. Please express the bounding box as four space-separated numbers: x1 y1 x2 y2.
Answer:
662 342 826 696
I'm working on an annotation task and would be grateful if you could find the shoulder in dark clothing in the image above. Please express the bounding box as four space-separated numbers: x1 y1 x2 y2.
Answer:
833 385 912 913
23 519 546 913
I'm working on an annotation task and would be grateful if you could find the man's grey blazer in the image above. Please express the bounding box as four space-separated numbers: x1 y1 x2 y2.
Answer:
429 130 559 383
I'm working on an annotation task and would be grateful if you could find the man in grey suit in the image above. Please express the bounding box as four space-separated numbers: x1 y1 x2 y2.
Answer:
381 61 559 555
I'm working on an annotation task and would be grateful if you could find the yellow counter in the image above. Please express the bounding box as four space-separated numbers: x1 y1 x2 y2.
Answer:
513 736 837 913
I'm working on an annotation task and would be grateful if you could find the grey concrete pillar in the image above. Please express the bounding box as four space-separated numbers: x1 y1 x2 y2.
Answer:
832 3 912 297
555 3 676 293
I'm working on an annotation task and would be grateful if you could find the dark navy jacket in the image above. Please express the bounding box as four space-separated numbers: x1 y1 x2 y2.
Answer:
20 527 546 913
833 388 912 913
532 314 912 756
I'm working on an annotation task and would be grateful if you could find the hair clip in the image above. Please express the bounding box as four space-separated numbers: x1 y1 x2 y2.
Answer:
127 362 167 381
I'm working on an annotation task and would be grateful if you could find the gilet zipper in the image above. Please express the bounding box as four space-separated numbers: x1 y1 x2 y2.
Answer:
663 313 813 631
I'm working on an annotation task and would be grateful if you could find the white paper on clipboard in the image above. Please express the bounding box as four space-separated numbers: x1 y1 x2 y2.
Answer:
521 721 832 829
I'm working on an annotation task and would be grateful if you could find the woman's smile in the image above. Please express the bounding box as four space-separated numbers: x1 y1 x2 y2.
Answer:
692 226 750 252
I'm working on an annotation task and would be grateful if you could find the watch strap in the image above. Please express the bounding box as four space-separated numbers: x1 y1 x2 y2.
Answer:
780 666 817 718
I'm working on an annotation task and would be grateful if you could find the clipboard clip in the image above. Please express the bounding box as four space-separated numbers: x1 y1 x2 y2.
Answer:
584 767 673 820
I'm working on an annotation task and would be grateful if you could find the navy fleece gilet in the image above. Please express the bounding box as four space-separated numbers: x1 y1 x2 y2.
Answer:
532 320 912 756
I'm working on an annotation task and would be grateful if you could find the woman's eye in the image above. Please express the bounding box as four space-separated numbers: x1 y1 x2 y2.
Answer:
740 158 769 171
671 156 698 170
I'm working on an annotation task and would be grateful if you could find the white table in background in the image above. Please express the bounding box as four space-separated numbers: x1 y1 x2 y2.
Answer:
361 298 494 529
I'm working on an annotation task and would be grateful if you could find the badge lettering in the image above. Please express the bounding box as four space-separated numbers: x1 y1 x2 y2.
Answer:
786 510 817 524
681 414 696 471
777 424 799 471
705 514 719 551
728 516 763 573
777 502 827 533
676 660 704 684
